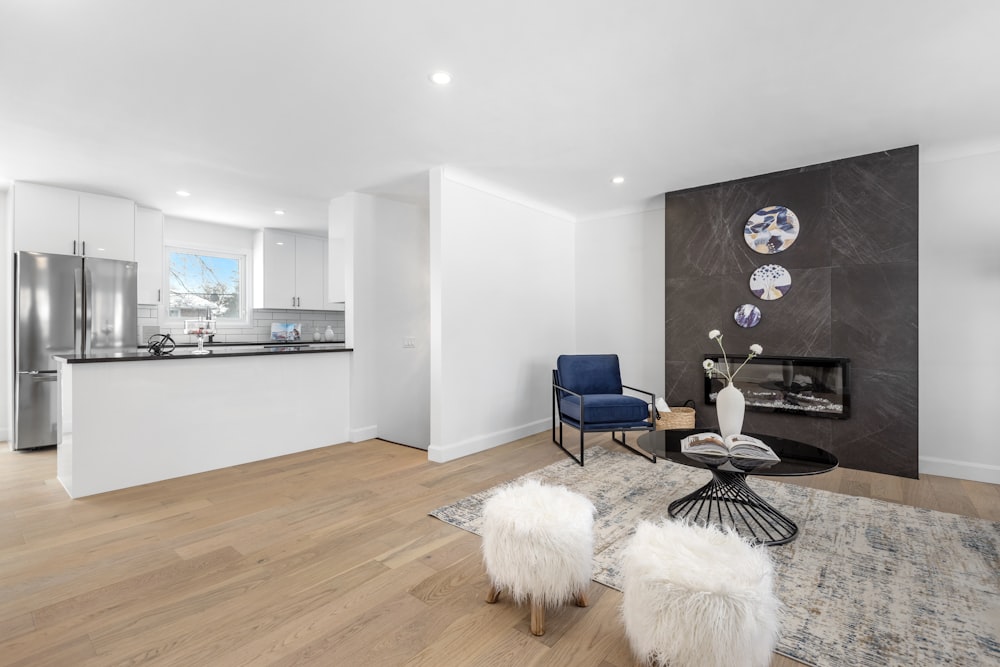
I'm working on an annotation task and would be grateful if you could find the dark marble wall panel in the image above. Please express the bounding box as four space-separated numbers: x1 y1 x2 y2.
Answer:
664 146 919 478
832 369 919 478
832 263 919 371
665 276 725 363
721 267 832 357
666 166 833 279
830 146 919 266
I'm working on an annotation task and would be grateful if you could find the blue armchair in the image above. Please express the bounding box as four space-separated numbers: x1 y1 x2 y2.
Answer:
552 354 657 465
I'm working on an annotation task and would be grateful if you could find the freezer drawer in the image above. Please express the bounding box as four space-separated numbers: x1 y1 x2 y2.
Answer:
13 371 60 450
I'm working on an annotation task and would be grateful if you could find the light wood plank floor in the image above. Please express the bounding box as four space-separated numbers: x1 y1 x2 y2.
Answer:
1 433 997 666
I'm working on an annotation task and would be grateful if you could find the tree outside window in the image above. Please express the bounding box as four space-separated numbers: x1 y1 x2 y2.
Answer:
168 249 244 320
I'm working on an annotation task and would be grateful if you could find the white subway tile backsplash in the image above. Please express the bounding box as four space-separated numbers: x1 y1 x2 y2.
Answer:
135 308 346 345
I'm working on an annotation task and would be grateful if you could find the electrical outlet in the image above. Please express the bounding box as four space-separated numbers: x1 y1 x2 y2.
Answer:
403 336 416 348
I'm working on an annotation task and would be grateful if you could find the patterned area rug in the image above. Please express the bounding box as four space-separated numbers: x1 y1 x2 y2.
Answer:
429 447 1000 667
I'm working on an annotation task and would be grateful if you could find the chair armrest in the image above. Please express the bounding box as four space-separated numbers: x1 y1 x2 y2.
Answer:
622 384 657 419
552 382 588 428
552 382 583 400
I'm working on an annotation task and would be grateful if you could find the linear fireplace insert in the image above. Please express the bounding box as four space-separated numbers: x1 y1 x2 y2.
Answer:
704 355 850 419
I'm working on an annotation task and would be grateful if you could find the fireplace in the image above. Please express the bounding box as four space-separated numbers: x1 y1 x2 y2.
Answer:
704 355 850 419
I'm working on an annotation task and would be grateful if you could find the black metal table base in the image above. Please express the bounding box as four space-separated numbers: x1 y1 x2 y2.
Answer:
667 470 798 546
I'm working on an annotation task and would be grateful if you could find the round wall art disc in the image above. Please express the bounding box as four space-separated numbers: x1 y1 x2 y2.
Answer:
734 303 762 328
744 205 799 254
749 264 792 301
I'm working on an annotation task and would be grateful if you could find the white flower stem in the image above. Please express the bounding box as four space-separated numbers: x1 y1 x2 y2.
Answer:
709 332 758 385
714 336 733 383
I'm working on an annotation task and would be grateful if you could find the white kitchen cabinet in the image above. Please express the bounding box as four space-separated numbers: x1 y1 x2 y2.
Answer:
253 229 331 310
294 235 326 310
12 182 135 261
78 192 135 261
134 206 164 304
11 182 79 255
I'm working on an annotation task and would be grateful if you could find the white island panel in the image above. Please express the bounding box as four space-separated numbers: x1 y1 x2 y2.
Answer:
57 352 350 498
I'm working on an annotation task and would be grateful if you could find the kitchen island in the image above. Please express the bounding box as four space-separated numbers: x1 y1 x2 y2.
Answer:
55 344 353 498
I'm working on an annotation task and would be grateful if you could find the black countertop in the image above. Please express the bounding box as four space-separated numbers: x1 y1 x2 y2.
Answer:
55 342 353 364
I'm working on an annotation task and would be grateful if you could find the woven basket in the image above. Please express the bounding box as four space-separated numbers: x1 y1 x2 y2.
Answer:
654 401 696 430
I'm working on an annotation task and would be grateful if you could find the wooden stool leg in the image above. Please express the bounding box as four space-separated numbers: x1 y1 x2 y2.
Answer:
485 584 501 604
574 589 589 607
530 598 545 636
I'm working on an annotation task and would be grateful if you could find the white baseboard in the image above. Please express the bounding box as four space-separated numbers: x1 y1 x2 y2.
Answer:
919 455 1000 484
350 425 378 443
428 418 549 463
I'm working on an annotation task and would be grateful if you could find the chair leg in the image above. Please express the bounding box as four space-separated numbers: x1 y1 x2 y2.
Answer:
552 420 585 466
530 598 545 636
574 589 589 607
486 584 501 604
612 430 657 463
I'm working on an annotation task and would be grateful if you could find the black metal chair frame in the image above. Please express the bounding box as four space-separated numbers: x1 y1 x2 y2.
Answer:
551 370 657 466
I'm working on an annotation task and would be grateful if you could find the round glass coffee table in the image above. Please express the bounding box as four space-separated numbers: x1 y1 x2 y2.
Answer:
636 429 838 546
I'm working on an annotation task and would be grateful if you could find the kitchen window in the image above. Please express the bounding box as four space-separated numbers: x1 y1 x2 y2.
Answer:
166 247 246 322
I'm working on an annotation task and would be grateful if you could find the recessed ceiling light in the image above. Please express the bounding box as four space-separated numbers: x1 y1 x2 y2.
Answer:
274 209 285 216
276 241 285 246
176 190 191 197
429 71 453 85
611 176 625 185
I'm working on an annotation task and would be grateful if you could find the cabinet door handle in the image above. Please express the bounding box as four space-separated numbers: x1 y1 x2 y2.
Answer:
73 240 77 255
292 296 296 307
82 240 86 256
157 289 161 303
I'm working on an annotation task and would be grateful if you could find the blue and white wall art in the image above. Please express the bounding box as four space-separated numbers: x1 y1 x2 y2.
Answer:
744 205 799 254
749 264 792 300
734 303 762 328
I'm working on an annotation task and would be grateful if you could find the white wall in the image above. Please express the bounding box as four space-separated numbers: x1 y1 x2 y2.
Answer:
428 167 576 462
919 149 1000 483
163 215 256 255
329 193 378 441
373 198 430 448
575 207 666 400
329 193 432 448
0 190 9 442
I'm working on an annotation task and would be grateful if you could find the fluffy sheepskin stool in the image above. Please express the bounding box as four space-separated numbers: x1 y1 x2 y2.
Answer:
622 520 781 667
481 478 596 636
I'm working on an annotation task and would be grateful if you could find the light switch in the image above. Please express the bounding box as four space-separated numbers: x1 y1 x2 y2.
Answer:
403 336 416 348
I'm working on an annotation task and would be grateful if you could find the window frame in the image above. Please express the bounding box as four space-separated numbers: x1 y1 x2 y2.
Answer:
162 244 251 327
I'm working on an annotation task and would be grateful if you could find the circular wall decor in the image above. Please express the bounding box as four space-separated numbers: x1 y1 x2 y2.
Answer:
734 303 762 328
749 264 792 301
744 205 799 254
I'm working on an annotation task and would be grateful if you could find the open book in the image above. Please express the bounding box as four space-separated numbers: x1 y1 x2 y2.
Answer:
680 432 780 462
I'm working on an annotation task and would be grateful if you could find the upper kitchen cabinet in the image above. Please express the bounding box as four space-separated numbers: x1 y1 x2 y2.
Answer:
78 192 135 260
253 229 331 310
12 182 135 261
134 206 164 304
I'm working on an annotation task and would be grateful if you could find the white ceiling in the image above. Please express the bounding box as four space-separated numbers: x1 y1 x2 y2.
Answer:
1 1 998 234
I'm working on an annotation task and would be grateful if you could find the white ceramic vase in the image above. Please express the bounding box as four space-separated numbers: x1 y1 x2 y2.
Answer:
716 382 745 438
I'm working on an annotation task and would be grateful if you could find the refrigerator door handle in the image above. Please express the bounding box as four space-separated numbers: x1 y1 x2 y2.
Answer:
81 265 91 354
17 370 59 380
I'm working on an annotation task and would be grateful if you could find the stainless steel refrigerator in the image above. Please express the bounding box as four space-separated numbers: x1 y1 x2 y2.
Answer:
13 251 137 450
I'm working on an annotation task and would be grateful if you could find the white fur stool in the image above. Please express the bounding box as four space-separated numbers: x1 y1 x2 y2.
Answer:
481 478 596 636
622 520 781 667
